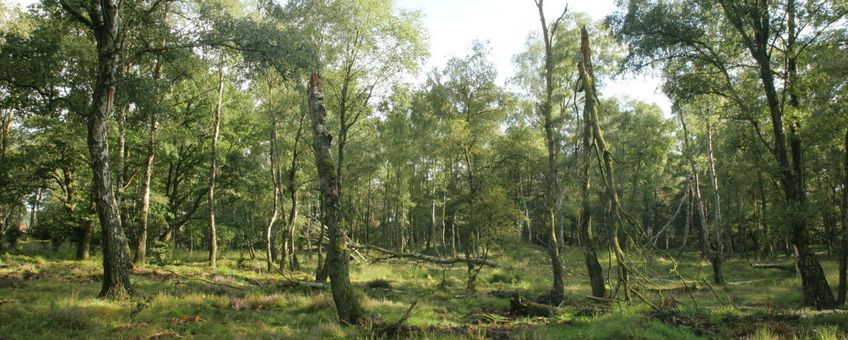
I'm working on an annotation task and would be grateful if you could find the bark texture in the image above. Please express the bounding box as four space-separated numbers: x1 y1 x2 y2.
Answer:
308 73 364 324
838 127 848 305
83 0 133 299
719 0 834 308
534 0 567 305
135 56 163 267
580 26 631 301
577 28 606 298
207 67 224 268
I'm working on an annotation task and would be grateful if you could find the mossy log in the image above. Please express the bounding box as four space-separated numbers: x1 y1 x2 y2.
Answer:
509 291 560 317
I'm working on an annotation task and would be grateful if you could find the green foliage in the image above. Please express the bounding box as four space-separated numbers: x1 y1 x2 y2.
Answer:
151 240 172 266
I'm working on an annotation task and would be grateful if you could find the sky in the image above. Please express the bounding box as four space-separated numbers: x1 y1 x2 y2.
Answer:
4 0 672 113
396 0 671 113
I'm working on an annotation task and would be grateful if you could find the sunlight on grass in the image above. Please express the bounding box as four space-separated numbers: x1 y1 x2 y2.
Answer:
1 240 847 339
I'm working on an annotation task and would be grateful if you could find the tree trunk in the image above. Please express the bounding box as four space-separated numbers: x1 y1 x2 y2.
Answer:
0 208 11 254
77 192 95 260
580 26 630 301
738 0 835 308
283 108 305 271
0 108 10 253
427 186 436 251
838 127 847 305
705 120 723 284
134 57 163 267
308 73 364 324
534 0 567 305
30 188 42 234
115 102 127 238
86 0 133 298
266 112 280 272
207 66 224 268
577 37 606 298
677 112 712 261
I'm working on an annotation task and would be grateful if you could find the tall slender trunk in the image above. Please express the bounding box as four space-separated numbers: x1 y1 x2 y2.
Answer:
678 112 711 259
0 211 7 254
0 107 11 159
115 102 127 235
78 192 96 260
838 127 847 305
680 186 692 251
771 0 833 308
266 112 280 272
427 194 436 251
114 98 132 262
208 66 224 268
534 0 567 305
30 188 42 233
0 108 12 252
308 73 363 324
580 26 629 300
577 28 605 298
86 0 133 298
705 120 723 283
283 108 306 271
0 108 11 253
134 56 164 267
365 179 373 246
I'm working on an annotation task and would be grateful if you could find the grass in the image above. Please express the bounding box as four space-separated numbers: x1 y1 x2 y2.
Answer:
1 239 847 339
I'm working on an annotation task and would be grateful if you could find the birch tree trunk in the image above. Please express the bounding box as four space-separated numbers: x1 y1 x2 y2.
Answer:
78 191 96 261
84 0 133 299
580 26 629 300
134 55 164 267
838 127 847 305
578 29 606 298
308 73 364 324
534 0 567 305
705 120 723 283
208 66 224 268
266 112 280 272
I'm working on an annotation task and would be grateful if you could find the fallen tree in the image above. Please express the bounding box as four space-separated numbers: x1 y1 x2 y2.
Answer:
509 290 560 317
353 244 499 268
750 263 796 272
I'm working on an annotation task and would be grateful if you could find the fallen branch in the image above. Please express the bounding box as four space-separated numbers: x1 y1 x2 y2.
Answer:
395 301 417 326
510 291 560 317
646 282 703 293
726 279 767 286
161 269 244 290
282 280 325 289
374 301 418 337
750 263 796 272
354 244 499 268
700 279 730 307
585 295 614 303
269 262 325 289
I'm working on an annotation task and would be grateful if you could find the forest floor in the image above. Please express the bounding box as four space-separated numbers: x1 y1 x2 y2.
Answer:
1 240 847 339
